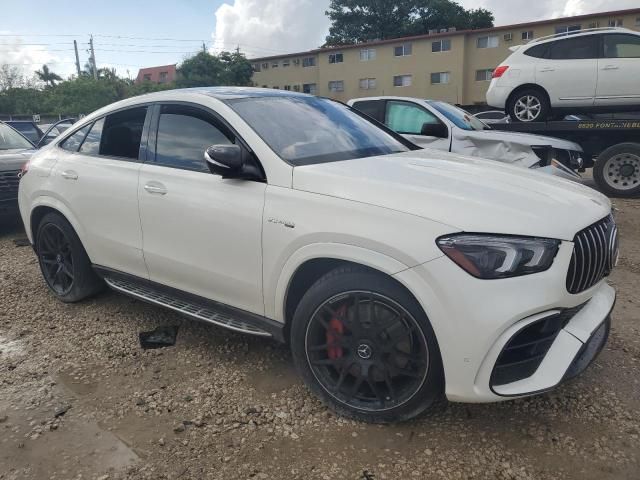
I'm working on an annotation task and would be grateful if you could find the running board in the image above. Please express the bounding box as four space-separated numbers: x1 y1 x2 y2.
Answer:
96 267 284 342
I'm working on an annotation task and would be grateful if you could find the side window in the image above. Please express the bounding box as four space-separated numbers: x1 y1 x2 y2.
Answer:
385 101 440 135
351 100 384 123
60 125 91 152
524 43 549 58
78 117 105 155
548 36 598 60
100 107 147 160
155 105 233 172
604 34 640 58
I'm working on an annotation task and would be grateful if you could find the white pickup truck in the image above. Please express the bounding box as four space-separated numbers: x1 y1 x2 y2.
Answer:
348 96 583 180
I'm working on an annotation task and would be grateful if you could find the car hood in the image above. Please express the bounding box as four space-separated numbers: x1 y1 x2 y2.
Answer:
292 150 610 241
470 129 583 151
0 149 34 171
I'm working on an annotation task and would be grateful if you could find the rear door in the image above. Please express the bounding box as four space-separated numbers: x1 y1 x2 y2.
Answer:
383 100 450 150
596 33 640 105
536 35 599 107
51 106 150 278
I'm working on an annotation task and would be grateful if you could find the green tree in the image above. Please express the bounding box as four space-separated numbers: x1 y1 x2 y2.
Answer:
34 65 63 87
325 0 494 45
218 50 254 86
176 50 254 88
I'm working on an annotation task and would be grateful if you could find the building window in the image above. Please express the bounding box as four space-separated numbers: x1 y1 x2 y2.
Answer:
522 31 534 40
302 57 316 68
503 33 513 42
302 83 317 95
588 22 600 29
477 36 499 48
282 59 290 67
360 48 376 61
394 43 413 57
636 17 640 26
261 85 268 88
261 62 269 70
359 78 376 90
432 39 451 52
293 85 301 92
143 74 152 81
555 25 581 35
329 53 344 64
608 19 623 27
159 71 168 83
475 69 494 82
328 80 344 92
284 85 291 91
272 61 279 68
252 63 261 72
273 86 279 89
430 72 450 85
393 74 412 87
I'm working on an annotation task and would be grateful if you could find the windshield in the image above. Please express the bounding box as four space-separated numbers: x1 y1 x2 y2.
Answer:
0 123 34 150
427 101 489 131
227 96 411 166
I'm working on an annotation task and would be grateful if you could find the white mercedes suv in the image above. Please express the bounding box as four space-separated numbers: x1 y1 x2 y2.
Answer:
19 88 618 423
487 27 640 122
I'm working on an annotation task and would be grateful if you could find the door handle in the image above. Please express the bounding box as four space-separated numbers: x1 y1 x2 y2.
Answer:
602 65 619 70
61 170 78 180
144 183 167 195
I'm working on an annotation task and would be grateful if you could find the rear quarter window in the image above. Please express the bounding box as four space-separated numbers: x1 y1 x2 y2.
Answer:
523 44 549 58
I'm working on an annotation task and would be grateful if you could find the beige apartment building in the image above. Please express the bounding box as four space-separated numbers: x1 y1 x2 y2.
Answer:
250 8 640 106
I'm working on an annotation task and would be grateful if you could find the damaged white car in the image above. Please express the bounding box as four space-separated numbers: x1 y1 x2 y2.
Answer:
348 96 583 181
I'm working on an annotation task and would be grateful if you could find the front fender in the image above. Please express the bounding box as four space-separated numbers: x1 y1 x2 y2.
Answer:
268 242 411 323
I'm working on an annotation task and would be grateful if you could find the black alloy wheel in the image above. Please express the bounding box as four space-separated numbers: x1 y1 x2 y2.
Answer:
37 222 75 296
305 291 430 413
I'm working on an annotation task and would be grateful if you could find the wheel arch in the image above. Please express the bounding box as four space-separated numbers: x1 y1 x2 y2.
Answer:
28 197 87 249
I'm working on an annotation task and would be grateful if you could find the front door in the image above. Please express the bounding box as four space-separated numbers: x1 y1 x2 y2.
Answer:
50 107 149 278
536 35 599 107
138 103 267 315
384 100 450 150
596 33 640 106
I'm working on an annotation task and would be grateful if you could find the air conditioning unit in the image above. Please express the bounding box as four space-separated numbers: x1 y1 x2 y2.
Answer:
439 29 447 33
504 33 513 41
449 27 456 32
428 29 437 35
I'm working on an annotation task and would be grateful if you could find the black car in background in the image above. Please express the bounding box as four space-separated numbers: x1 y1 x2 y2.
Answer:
0 122 35 220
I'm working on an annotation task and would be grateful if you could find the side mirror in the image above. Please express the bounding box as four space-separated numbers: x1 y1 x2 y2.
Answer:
205 144 244 176
420 122 448 138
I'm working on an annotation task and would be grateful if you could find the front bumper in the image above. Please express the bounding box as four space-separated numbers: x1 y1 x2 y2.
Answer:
394 242 616 403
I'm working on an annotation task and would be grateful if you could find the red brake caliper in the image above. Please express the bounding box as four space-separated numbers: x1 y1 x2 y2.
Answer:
327 305 347 360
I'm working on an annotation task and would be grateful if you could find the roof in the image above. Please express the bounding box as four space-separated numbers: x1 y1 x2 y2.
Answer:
249 7 640 62
137 64 177 73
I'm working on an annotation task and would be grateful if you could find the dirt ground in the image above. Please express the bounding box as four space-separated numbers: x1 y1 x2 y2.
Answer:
1 188 639 479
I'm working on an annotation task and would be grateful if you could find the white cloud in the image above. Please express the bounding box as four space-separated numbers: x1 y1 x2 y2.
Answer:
213 0 331 58
0 32 75 81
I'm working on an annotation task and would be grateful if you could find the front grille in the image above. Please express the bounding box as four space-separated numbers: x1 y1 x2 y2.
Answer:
566 215 618 294
0 170 20 202
491 304 585 387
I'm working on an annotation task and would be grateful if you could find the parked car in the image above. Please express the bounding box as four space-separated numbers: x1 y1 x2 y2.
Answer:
487 27 640 122
5 120 44 144
37 119 76 147
473 110 510 124
348 96 583 178
0 122 35 220
19 88 618 422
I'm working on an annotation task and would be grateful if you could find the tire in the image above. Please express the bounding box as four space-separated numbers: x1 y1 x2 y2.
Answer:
507 88 550 123
593 143 640 197
290 265 444 423
35 212 104 303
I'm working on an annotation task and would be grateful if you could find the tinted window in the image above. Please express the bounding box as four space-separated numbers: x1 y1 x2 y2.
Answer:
9 123 40 143
427 101 487 131
60 125 91 152
548 36 598 60
155 105 232 172
604 34 640 58
524 43 548 58
79 118 105 155
227 96 410 166
100 107 147 159
385 101 440 135
351 100 384 123
0 123 33 150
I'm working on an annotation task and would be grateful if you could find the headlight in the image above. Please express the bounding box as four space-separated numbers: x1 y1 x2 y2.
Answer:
437 234 560 279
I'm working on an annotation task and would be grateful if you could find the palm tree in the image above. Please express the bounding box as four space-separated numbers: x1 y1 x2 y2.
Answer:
35 65 63 87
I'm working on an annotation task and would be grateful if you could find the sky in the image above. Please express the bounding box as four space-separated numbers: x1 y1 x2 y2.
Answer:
1 0 638 80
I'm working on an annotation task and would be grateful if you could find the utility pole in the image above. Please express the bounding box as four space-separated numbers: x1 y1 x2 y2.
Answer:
89 35 98 80
73 40 81 77
202 42 207 54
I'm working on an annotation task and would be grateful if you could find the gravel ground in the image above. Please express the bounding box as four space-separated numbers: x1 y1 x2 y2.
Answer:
1 195 639 480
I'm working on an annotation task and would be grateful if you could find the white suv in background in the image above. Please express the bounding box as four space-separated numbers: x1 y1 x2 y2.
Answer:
487 28 640 122
19 88 617 423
